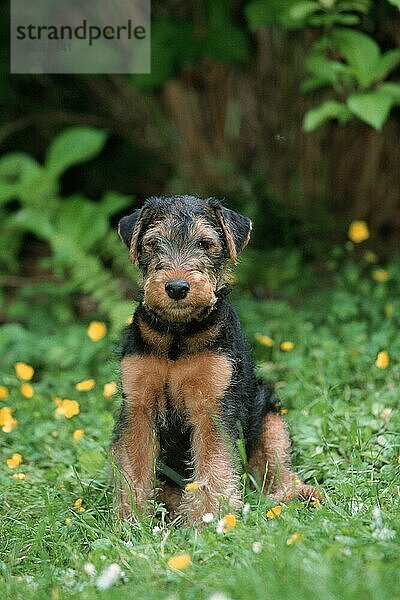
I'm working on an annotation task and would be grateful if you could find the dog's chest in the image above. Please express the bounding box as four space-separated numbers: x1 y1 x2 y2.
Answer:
120 351 232 414
138 319 222 361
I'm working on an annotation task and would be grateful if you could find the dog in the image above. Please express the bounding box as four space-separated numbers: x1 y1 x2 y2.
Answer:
112 195 320 523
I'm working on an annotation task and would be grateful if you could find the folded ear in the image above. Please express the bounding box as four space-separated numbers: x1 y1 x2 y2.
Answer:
208 199 252 263
118 207 145 264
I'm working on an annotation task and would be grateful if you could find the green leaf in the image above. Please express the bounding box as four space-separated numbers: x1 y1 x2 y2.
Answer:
11 208 54 239
0 212 24 271
245 0 301 29
289 1 320 21
331 28 380 88
300 76 331 92
0 181 19 204
0 153 41 204
157 462 185 487
55 196 108 252
0 152 40 180
0 152 56 207
374 49 400 81
336 1 370 12
303 100 353 131
347 90 394 129
387 0 400 7
306 54 352 87
309 13 360 26
19 171 57 207
45 127 108 180
379 82 400 103
100 191 132 218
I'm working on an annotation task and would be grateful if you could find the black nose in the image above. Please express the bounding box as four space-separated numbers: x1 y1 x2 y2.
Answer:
165 279 190 300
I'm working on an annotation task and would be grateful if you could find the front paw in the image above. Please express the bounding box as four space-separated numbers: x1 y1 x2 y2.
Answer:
272 482 322 505
179 483 242 525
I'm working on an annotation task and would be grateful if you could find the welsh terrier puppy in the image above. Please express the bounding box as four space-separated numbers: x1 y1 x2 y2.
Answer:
112 195 320 523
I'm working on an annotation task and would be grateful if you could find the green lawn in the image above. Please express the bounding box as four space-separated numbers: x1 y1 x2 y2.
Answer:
0 254 399 599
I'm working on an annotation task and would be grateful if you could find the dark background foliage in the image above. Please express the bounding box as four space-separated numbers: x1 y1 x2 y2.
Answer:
2 1 400 251
1 0 400 339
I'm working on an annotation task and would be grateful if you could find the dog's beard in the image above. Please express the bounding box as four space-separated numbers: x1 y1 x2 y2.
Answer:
143 270 217 323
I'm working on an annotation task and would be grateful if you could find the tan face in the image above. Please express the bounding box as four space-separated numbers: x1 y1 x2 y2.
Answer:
138 218 228 323
119 196 253 323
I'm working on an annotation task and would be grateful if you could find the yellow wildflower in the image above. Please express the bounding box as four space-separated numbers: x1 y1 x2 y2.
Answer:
0 406 17 432
255 333 274 347
286 532 304 545
375 351 389 369
87 321 107 341
348 220 369 243
55 399 80 419
20 383 34 399
280 341 294 352
0 386 9 400
280 407 288 415
364 250 378 264
74 498 85 513
372 269 390 283
311 496 321 507
13 472 26 480
75 379 95 392
384 304 393 318
185 481 199 492
65 518 72 525
167 554 191 570
2 417 17 432
223 514 237 530
73 429 85 443
103 381 117 398
266 505 282 519
7 452 23 468
15 362 34 381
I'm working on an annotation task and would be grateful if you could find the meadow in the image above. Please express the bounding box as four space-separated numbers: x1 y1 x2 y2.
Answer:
2 2 400 597
0 240 399 600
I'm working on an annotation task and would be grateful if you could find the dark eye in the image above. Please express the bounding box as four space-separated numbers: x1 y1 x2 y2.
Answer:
197 239 213 251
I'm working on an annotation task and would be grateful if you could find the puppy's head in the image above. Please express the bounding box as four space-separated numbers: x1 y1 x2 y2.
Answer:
119 195 252 323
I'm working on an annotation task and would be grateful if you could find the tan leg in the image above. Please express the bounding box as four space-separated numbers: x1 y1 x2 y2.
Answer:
112 406 157 519
179 411 242 523
114 355 168 519
248 411 321 503
168 352 242 523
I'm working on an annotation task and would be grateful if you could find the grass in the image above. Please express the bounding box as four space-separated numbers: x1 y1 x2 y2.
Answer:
0 252 399 599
